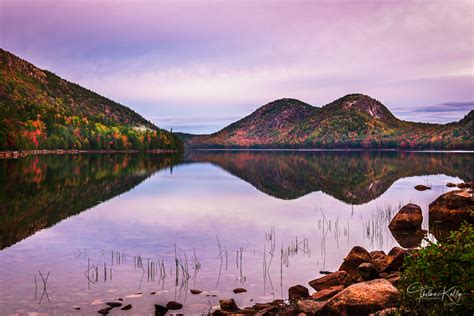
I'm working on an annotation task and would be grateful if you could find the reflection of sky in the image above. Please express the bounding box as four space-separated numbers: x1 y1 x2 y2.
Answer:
1 1 473 132
0 163 463 314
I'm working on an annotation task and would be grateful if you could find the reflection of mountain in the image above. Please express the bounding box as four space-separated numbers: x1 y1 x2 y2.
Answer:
0 154 181 249
185 151 473 204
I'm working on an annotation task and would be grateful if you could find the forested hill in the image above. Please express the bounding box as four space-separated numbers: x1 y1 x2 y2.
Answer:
0 49 182 151
182 95 473 150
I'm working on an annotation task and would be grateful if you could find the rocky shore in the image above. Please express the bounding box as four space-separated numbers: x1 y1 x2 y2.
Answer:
211 245 407 316
208 182 473 316
86 181 472 315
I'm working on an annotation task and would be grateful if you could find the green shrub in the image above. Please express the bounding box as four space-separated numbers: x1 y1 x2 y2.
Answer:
398 222 474 315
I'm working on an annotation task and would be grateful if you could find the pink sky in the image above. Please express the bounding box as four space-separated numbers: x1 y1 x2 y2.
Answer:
1 0 473 133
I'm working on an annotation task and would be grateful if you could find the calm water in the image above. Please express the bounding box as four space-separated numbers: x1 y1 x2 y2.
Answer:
0 151 472 315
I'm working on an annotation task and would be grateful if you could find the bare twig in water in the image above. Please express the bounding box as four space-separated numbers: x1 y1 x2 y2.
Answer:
37 270 50 304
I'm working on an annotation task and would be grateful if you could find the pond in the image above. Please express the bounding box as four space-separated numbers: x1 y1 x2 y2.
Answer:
0 151 472 315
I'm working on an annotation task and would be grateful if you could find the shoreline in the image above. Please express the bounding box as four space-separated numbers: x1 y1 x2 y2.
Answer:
0 149 180 159
210 186 473 315
190 147 474 153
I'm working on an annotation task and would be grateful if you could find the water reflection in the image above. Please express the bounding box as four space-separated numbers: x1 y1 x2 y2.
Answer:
0 153 182 249
0 151 472 314
185 150 473 203
1 151 472 249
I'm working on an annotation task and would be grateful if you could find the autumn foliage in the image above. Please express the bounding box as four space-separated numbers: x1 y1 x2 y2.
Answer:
0 49 183 151
184 95 473 150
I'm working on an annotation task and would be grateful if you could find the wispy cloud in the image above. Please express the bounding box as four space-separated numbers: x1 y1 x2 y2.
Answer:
412 101 474 113
393 100 473 124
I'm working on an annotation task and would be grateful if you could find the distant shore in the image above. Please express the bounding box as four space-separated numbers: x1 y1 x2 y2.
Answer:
0 149 179 159
191 148 474 153
1 148 473 159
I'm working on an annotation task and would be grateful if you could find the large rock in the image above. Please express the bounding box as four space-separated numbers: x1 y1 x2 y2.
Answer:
369 251 387 272
383 247 408 273
297 299 324 314
388 203 422 230
233 288 247 294
154 304 168 316
121 304 132 310
429 190 474 224
190 289 202 295
319 279 400 316
457 182 472 189
288 284 309 300
358 262 379 281
385 272 400 287
338 246 372 278
414 185 431 191
370 307 399 316
308 271 352 291
311 285 345 301
105 302 122 307
227 299 296 315
219 299 239 312
166 301 183 310
97 307 113 315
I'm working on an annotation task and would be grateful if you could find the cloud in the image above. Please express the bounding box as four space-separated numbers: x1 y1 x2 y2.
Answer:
412 101 474 113
1 0 473 131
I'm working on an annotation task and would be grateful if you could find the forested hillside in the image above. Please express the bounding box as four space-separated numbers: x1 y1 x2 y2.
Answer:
182 94 473 149
0 49 182 151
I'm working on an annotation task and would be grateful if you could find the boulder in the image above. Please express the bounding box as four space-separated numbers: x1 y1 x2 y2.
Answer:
154 304 168 315
429 190 474 224
370 307 399 315
338 246 372 278
385 272 400 287
383 247 408 273
369 251 387 272
288 284 309 300
121 304 132 310
308 271 352 291
311 285 345 301
319 279 400 316
457 182 472 189
166 301 183 310
97 307 113 315
358 262 379 281
106 302 122 307
389 228 425 248
446 182 457 187
190 289 202 295
233 288 247 294
219 299 239 312
238 299 295 315
297 299 324 314
414 185 431 191
388 203 422 230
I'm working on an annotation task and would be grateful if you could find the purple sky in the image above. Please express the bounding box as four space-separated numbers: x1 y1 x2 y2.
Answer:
1 0 473 133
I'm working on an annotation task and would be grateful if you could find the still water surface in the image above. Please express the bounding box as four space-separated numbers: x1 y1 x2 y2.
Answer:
0 151 472 315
